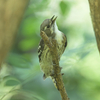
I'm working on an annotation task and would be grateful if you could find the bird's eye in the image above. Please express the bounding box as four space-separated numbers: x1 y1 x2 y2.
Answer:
47 25 50 28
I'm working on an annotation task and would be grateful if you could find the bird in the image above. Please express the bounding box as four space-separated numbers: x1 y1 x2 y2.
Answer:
38 15 67 80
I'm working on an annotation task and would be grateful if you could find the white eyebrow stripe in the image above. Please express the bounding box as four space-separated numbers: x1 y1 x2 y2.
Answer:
44 26 47 30
50 22 51 26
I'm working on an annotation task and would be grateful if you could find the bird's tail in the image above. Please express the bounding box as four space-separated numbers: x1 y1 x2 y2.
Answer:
43 74 58 90
51 76 58 90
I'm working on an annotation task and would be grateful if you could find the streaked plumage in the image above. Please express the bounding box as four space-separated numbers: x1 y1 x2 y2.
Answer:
38 16 67 79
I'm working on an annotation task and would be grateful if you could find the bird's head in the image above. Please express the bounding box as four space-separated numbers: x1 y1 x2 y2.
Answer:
40 15 57 37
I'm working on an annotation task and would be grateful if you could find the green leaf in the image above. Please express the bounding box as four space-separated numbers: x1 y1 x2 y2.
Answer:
6 53 31 68
4 77 20 86
21 17 40 37
59 1 68 15
18 38 38 51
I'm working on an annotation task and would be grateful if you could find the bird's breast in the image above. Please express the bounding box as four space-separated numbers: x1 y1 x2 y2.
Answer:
55 31 63 45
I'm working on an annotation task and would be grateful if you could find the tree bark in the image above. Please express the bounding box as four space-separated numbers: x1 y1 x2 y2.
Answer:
0 0 29 68
88 0 100 53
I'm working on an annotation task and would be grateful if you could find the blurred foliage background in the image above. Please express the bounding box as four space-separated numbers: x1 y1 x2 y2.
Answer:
0 0 100 100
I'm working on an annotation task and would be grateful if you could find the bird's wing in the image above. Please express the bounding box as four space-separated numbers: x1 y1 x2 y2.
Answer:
38 39 44 62
62 33 67 53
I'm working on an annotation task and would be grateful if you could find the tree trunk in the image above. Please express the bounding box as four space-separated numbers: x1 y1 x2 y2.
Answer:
0 0 29 68
88 0 100 53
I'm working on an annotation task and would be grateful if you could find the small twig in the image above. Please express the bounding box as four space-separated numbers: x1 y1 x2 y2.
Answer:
40 31 69 100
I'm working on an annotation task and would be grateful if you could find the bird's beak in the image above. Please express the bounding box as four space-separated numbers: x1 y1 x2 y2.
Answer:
51 15 57 24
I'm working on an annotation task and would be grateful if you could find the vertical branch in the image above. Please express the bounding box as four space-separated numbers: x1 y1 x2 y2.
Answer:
51 40 69 100
88 0 100 53
40 31 69 100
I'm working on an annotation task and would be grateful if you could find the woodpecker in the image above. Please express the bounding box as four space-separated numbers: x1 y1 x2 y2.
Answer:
38 15 67 80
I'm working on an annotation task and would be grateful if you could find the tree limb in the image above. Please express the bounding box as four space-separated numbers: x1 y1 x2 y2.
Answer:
40 31 69 100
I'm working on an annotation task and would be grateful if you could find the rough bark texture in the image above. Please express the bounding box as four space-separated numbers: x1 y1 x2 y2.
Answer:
0 0 29 68
88 0 100 52
40 31 69 100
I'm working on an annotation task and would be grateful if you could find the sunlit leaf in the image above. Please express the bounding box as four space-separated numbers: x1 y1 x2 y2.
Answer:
18 37 38 51
59 1 69 15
